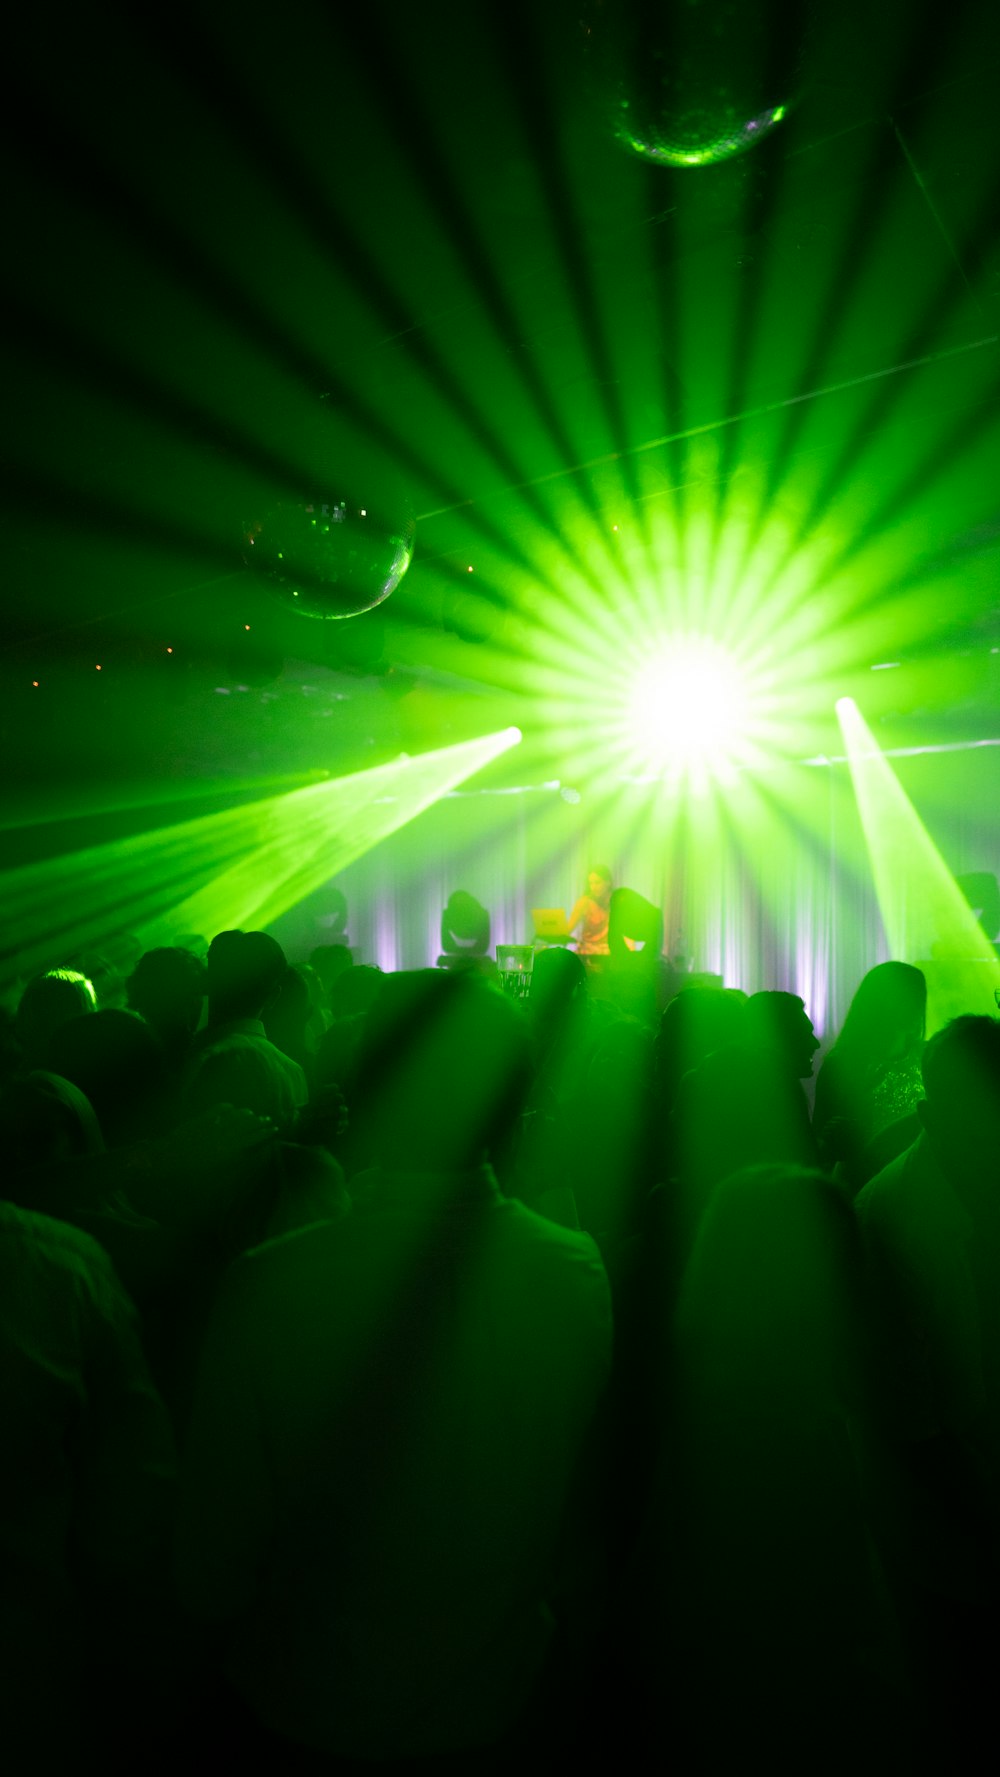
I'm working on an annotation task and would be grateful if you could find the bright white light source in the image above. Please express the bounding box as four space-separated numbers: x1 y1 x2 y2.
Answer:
626 636 748 780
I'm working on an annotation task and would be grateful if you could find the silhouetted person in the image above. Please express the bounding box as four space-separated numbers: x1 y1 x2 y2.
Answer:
127 947 206 1065
308 943 353 1003
743 989 822 1081
175 970 611 1766
856 1015 1000 1770
261 963 315 1072
653 984 747 1116
528 946 587 1104
637 1164 909 1773
571 1016 657 1252
186 931 307 1127
671 992 820 1257
14 968 96 1071
0 1196 175 1775
42 1008 168 1148
815 961 926 1191
857 1015 1000 1461
202 930 286 1033
1 1069 104 1176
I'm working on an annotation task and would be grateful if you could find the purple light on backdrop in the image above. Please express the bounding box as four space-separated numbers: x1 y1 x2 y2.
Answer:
795 933 828 1045
372 908 400 975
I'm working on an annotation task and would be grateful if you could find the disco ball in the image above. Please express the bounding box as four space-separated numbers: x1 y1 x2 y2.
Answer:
243 493 414 619
617 100 788 169
582 0 811 170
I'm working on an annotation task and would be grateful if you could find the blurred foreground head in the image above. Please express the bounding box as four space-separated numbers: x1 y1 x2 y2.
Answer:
1 1069 104 1177
15 969 96 1067
837 961 926 1062
206 929 288 1022
42 1008 166 1147
920 1014 1000 1198
745 991 820 1078
354 970 532 1174
127 946 206 1043
655 986 747 1109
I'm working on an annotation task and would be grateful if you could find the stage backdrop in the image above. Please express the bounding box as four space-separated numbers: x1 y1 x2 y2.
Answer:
270 745 999 1045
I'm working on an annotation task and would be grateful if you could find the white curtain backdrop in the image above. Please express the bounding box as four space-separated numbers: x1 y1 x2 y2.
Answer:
271 747 999 1047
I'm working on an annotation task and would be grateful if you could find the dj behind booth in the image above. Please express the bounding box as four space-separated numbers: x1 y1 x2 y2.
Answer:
530 866 618 958
531 884 661 964
530 886 715 1020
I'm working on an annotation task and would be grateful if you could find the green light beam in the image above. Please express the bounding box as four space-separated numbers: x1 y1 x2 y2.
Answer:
137 726 522 944
836 697 1000 1032
0 728 521 988
413 332 999 521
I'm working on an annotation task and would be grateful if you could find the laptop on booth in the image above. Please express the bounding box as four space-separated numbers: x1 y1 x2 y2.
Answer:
531 908 573 944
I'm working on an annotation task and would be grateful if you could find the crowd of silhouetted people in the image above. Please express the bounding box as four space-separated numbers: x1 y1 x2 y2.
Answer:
2 927 1000 1774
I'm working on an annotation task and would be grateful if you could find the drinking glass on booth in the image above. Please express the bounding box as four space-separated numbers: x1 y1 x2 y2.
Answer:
496 944 534 1001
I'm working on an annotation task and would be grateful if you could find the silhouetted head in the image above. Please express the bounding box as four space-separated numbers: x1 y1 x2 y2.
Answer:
206 929 289 1023
308 944 353 995
530 945 586 1022
836 961 926 1066
42 1008 166 1147
919 1014 1000 1200
354 970 532 1175
15 969 97 1068
0 1069 104 1177
127 946 206 1044
656 986 748 1109
744 992 819 1078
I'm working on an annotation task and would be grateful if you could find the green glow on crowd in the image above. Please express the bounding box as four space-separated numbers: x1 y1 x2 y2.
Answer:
836 697 1000 1031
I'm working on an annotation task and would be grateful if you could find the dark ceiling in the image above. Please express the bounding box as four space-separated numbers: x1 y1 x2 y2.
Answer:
3 0 1000 812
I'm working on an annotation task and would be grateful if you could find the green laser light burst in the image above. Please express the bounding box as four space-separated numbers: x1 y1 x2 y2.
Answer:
625 636 750 783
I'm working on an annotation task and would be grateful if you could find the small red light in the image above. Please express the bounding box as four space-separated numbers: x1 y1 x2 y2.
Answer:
31 680 39 687
95 664 102 671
